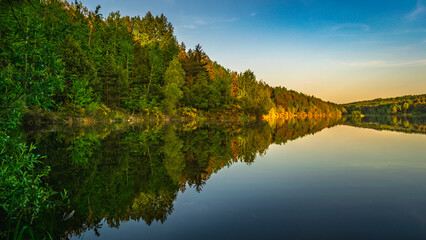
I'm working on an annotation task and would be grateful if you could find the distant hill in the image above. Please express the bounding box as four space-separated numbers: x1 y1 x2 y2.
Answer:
343 94 426 115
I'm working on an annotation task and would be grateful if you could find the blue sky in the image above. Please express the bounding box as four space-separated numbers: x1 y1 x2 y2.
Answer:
81 0 426 103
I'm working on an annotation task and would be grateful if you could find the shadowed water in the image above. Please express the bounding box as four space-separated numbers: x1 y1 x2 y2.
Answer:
19 116 426 239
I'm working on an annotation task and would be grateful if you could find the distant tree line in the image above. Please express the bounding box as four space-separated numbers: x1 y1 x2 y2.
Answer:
343 95 426 116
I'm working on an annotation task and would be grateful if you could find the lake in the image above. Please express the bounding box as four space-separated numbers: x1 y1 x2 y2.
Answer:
24 116 426 239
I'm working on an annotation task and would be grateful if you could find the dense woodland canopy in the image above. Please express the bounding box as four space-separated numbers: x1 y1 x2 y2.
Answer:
0 0 344 121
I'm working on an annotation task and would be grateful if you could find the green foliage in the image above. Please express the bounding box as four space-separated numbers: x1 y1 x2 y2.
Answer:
124 88 149 111
162 58 185 115
343 94 426 116
236 70 273 118
351 111 363 117
0 143 54 220
0 0 343 120
0 0 64 111
189 72 210 110
68 78 94 108
0 2 67 238
349 110 363 122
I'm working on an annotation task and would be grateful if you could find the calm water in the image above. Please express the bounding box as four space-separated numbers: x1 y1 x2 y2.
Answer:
25 116 426 239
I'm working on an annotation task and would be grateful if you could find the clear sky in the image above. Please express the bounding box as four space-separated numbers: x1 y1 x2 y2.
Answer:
80 0 426 103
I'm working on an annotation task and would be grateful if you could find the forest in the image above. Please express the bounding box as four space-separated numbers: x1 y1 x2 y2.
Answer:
343 94 426 116
0 0 344 123
0 1 345 238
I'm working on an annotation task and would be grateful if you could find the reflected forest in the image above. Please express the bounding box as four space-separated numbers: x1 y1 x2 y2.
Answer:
4 115 422 239
20 117 341 238
2 0 426 239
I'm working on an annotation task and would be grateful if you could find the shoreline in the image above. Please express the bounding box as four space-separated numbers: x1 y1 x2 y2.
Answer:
21 108 426 129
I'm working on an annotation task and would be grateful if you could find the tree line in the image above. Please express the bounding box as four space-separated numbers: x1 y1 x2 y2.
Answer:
1 0 344 121
343 94 426 116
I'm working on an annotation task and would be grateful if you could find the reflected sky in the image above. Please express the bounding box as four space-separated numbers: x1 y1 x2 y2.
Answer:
75 125 426 240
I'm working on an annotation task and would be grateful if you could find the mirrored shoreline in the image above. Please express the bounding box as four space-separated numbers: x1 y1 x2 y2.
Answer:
5 116 426 239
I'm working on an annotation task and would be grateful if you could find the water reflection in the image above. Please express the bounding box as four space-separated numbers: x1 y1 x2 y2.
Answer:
23 117 341 238
344 115 426 134
22 116 426 239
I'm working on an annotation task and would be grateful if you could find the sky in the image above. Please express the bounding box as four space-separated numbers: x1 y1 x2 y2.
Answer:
80 0 426 103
